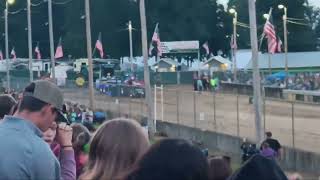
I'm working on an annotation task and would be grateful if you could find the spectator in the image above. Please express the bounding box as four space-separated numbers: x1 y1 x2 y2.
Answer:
240 139 259 163
260 142 276 161
43 121 76 180
126 139 209 180
263 132 282 158
71 123 92 178
288 173 303 180
0 80 68 179
80 118 149 180
0 94 17 120
208 156 232 180
228 155 287 180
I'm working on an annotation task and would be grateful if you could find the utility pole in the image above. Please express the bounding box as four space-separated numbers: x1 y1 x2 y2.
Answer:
27 0 33 82
232 12 238 82
283 7 288 75
4 3 10 91
85 0 95 110
128 20 134 72
139 0 155 135
48 0 55 81
248 0 263 143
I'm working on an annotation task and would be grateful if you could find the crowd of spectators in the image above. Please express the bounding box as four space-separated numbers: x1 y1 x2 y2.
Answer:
0 80 308 180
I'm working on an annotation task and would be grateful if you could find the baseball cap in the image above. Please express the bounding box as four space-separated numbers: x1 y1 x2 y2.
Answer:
23 80 70 124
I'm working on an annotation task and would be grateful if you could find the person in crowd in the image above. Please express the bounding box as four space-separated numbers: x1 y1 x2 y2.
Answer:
43 121 76 180
260 142 276 161
126 139 209 180
240 138 259 163
0 80 68 179
263 132 282 159
71 123 92 178
228 155 287 180
208 156 232 180
197 77 204 92
0 94 17 120
80 118 149 180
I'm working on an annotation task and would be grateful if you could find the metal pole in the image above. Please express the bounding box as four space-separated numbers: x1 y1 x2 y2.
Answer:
268 53 272 75
85 0 95 110
4 3 10 91
154 84 157 124
233 13 238 82
27 0 33 82
139 0 155 135
176 90 179 125
213 92 216 131
236 95 240 138
248 0 264 143
284 7 288 75
129 20 134 72
292 102 296 170
193 91 196 128
48 0 55 80
161 84 164 122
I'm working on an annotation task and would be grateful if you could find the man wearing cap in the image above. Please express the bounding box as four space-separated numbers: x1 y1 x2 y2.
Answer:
0 80 69 180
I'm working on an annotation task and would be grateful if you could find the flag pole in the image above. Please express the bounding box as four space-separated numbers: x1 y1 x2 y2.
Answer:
268 53 272 75
48 0 55 81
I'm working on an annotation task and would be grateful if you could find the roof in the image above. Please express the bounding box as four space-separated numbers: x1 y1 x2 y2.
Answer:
246 51 320 69
153 58 179 66
204 55 231 65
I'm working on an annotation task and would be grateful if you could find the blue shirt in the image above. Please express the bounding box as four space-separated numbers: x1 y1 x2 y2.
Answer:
0 116 61 180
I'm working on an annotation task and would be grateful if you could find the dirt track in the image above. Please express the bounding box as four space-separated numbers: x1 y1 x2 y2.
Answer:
63 85 320 154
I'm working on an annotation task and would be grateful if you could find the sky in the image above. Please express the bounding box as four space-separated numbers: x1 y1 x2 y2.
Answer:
217 0 320 7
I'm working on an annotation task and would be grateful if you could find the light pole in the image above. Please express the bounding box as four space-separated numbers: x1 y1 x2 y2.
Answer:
85 0 95 110
229 8 238 82
48 0 55 81
4 0 15 91
278 4 288 75
128 20 134 72
248 0 264 143
27 0 33 82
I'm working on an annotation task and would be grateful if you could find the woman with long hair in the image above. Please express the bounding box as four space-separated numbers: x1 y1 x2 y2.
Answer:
79 118 149 180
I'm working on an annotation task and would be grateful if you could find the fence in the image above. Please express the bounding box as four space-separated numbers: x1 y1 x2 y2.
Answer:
153 86 320 155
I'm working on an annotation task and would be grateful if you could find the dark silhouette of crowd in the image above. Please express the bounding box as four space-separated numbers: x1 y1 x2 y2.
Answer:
0 80 305 180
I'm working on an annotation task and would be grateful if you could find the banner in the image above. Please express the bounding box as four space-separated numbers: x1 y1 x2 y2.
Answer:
160 41 199 54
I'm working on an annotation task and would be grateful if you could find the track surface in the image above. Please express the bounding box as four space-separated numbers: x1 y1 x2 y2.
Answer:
63 85 320 154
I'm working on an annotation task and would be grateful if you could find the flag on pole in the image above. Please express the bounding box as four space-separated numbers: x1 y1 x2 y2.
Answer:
34 42 41 60
0 50 3 60
55 38 63 59
230 34 238 50
202 41 210 55
149 23 162 57
10 47 16 60
277 37 283 53
95 32 104 58
263 8 277 54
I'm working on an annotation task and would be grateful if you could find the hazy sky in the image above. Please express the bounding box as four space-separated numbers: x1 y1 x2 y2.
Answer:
217 0 320 7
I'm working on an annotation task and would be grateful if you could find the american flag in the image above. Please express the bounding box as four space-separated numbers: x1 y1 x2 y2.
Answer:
277 38 283 53
0 50 3 60
55 38 63 59
263 9 277 54
11 47 16 60
95 32 104 58
202 42 210 55
149 23 162 57
34 42 41 60
230 34 238 50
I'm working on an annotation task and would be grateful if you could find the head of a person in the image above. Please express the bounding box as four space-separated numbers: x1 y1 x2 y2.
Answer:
126 139 209 180
266 132 272 138
0 94 17 119
80 118 149 180
261 142 270 150
42 121 58 145
71 123 91 153
288 173 303 180
208 156 232 180
15 80 66 131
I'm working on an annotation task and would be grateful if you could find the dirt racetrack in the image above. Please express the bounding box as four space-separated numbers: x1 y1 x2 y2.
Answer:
63 85 320 154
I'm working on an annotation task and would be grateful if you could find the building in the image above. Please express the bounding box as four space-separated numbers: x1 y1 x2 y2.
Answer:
246 51 320 72
202 55 231 71
153 58 188 72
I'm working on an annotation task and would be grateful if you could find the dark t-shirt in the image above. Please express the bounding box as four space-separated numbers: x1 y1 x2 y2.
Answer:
265 138 281 152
